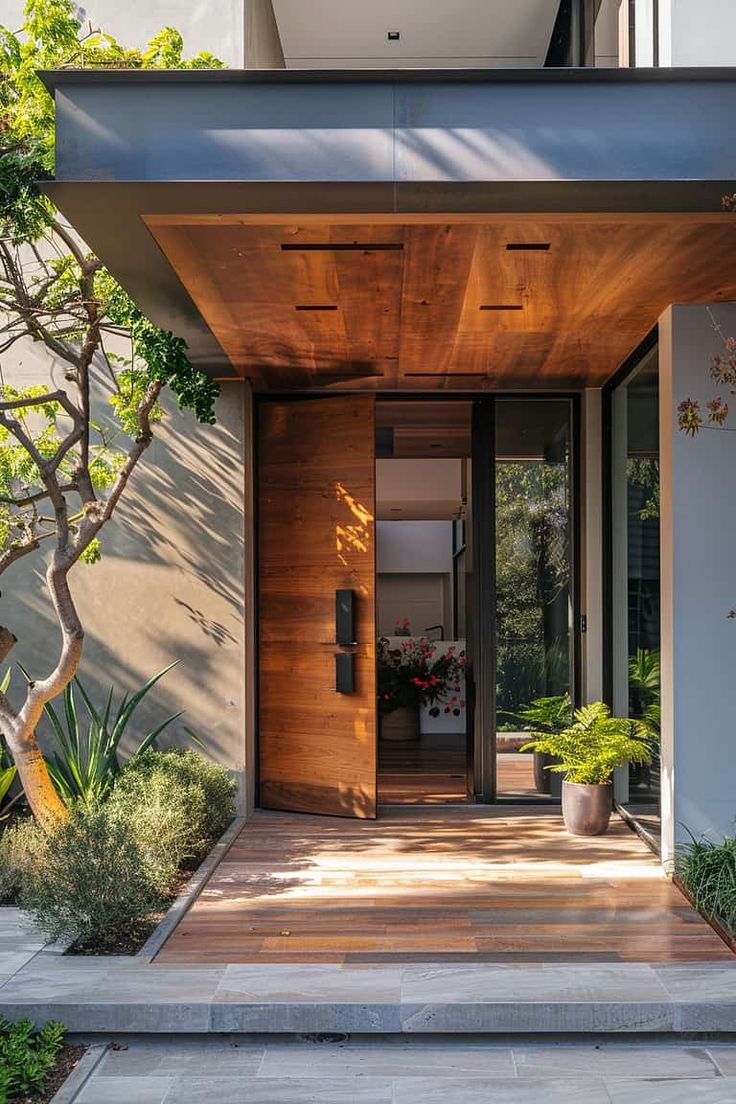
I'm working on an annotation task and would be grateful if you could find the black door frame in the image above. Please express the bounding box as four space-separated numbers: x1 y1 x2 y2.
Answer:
254 390 581 809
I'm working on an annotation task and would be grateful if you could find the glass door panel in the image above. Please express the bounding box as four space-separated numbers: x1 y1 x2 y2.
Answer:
494 399 574 802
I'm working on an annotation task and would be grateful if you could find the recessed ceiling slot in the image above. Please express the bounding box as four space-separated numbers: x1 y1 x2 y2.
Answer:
281 243 404 252
506 243 551 251
479 304 523 311
295 305 338 311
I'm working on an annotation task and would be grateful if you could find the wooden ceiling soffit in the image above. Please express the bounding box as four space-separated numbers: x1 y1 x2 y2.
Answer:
145 214 736 390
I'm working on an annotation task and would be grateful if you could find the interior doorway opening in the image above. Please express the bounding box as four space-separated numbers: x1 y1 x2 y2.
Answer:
375 401 473 804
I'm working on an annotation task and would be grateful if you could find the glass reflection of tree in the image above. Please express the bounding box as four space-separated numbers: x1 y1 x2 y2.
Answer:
496 458 571 726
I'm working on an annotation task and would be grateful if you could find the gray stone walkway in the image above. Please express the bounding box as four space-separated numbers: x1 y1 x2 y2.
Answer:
0 908 48 982
68 1035 736 1103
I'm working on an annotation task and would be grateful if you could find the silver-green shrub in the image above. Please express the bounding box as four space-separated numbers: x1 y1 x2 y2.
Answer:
0 818 47 905
19 807 162 948
107 763 209 893
112 749 236 862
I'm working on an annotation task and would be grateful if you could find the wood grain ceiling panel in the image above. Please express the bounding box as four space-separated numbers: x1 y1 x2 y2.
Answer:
146 215 736 390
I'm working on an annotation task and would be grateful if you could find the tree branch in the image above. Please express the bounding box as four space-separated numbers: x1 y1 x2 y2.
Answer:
71 379 162 561
18 556 83 733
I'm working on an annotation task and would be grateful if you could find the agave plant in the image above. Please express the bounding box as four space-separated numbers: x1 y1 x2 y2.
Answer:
0 670 18 818
521 701 653 785
38 663 184 807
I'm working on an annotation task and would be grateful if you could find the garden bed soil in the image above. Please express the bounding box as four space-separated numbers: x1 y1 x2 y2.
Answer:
9 1044 86 1103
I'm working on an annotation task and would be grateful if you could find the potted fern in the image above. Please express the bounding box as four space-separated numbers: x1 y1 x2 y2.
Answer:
521 702 653 836
513 693 572 796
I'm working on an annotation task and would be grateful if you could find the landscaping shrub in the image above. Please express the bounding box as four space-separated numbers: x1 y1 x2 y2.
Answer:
112 749 236 860
19 806 162 950
676 834 736 935
0 1017 65 1101
0 819 48 906
107 759 209 892
0 750 234 953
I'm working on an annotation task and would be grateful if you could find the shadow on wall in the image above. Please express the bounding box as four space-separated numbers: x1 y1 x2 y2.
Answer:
1 369 247 782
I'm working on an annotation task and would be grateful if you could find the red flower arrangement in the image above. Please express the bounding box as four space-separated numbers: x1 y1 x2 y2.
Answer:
377 635 466 716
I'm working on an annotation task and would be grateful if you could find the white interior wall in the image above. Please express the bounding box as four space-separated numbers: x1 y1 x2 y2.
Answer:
377 521 455 639
376 459 463 520
376 521 453 574
659 303 736 863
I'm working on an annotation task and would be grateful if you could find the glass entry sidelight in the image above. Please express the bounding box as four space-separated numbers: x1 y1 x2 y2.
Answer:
606 336 661 837
493 399 576 803
375 401 473 804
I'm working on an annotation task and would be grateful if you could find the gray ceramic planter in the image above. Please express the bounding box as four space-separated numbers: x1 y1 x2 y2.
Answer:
562 780 612 836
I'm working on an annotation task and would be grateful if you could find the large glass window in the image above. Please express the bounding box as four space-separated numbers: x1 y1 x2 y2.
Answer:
495 399 574 801
609 340 661 834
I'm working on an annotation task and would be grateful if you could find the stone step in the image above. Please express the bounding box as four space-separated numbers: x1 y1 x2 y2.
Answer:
2 955 736 1034
61 1036 736 1104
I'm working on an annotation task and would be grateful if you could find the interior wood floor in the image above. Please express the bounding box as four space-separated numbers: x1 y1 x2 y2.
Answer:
378 732 468 804
377 736 541 803
157 807 732 965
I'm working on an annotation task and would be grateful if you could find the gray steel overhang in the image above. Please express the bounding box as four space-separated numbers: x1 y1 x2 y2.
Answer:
37 67 736 376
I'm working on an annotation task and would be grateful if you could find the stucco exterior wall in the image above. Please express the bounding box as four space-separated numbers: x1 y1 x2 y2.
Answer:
0 337 248 807
659 303 736 861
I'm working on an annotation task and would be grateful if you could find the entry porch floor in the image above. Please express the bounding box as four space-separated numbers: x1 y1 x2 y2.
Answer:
157 808 732 966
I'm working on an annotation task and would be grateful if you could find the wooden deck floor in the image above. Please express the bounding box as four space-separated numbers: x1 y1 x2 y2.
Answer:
157 807 732 965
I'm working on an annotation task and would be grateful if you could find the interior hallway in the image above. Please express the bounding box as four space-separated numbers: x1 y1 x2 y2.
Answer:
157 808 732 965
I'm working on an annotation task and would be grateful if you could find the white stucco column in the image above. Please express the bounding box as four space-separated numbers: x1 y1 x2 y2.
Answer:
657 0 736 66
659 304 736 865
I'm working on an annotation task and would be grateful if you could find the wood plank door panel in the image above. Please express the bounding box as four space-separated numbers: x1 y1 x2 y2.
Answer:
258 396 377 818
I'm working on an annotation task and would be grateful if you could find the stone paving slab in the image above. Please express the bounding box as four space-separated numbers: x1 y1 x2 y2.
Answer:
0 908 47 983
60 1037 736 1103
2 955 736 1033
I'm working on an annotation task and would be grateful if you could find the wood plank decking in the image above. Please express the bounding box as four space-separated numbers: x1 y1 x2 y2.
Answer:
157 808 733 965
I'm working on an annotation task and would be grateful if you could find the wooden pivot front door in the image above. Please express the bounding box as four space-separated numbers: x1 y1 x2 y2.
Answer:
258 395 377 818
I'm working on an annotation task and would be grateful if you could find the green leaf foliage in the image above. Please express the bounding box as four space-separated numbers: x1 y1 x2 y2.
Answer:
676 832 736 937
0 1016 65 1099
511 693 573 734
39 662 183 806
0 0 221 571
17 804 164 948
0 670 18 821
521 700 653 785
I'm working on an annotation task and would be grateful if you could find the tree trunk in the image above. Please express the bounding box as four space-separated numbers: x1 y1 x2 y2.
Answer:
2 559 82 831
9 735 67 830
